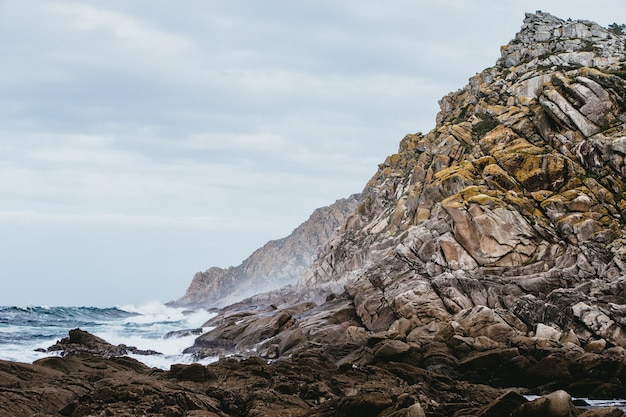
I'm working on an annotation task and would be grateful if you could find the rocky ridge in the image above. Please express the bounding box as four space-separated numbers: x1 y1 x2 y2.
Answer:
175 195 360 307
184 11 626 409
292 10 626 346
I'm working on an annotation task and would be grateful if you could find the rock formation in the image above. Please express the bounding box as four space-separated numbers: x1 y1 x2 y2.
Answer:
184 11 626 408
44 328 161 357
292 10 626 350
5 11 626 417
2 328 624 416
174 195 360 307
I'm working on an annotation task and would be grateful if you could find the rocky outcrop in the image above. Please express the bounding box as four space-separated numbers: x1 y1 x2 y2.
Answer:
182 11 626 406
2 330 624 417
45 328 161 357
174 195 360 307
289 11 626 352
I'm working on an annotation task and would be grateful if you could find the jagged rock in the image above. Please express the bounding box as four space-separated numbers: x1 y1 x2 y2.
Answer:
473 391 528 417
8 11 626 417
163 328 204 339
291 10 626 356
578 408 626 417
175 10 626 415
372 339 411 359
511 390 577 417
47 328 161 357
573 302 626 346
535 323 563 341
585 338 608 353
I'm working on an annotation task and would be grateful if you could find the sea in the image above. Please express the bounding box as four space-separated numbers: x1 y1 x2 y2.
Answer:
0 301 217 369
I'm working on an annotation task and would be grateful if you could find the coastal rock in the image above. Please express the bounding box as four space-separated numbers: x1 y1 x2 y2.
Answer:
511 390 577 417
578 408 626 417
167 10 626 417
0 330 512 417
47 328 161 357
473 391 528 417
288 11 626 358
6 10 626 417
163 328 204 339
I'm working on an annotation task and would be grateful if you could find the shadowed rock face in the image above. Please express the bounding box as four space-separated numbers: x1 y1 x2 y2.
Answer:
0 340 506 417
174 195 360 307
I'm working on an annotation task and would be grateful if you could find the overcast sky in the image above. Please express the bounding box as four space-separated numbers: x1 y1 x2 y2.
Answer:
1 1 624 307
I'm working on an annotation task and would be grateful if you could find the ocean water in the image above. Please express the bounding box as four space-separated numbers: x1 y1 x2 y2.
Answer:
0 301 217 369
577 400 626 411
525 396 626 412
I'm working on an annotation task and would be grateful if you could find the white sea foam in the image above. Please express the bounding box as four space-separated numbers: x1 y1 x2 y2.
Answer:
0 302 216 369
581 399 626 411
525 396 626 411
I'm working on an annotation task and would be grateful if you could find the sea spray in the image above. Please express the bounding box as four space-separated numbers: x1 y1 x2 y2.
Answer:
0 302 216 368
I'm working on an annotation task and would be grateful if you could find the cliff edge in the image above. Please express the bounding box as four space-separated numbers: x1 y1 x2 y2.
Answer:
186 13 626 407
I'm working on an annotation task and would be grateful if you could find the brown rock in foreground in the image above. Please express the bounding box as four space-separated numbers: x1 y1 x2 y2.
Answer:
0 330 505 417
2 332 624 417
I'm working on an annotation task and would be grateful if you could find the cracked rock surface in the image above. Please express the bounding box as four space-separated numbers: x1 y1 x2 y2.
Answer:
183 14 626 412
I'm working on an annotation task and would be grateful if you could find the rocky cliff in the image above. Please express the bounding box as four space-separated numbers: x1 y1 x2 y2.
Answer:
294 10 626 344
185 13 626 411
175 195 360 307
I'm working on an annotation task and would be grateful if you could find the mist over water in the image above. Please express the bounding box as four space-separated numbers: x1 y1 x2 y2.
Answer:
0 301 217 369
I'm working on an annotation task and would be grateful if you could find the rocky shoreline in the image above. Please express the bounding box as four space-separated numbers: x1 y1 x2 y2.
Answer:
0 328 623 417
6 10 626 417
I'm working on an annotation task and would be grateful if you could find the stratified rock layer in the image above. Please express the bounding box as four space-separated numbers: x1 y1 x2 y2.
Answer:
185 12 626 403
175 195 360 307
293 11 626 350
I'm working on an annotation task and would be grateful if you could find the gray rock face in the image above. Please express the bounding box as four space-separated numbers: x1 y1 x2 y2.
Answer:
289 11 626 351
499 12 625 71
174 194 360 307
180 12 626 408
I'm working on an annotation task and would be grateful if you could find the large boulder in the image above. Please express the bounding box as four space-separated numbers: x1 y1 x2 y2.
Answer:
510 390 577 417
47 328 160 357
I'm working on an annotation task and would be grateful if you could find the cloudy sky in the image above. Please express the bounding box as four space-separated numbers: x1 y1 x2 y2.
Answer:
1 1 624 307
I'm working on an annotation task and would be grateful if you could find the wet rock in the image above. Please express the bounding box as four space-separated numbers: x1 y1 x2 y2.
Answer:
169 363 209 382
163 328 204 339
585 338 608 353
510 390 577 417
373 339 411 359
458 348 520 384
473 391 528 417
310 393 393 417
46 328 162 358
578 408 626 417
